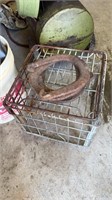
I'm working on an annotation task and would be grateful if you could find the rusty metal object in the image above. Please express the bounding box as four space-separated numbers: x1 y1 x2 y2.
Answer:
27 55 91 102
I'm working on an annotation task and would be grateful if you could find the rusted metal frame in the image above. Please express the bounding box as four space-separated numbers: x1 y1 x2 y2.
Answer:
4 98 99 123
36 44 105 55
94 52 107 118
3 45 37 108
3 45 106 122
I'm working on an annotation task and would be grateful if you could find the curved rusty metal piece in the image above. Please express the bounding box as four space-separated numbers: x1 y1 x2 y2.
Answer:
27 55 91 102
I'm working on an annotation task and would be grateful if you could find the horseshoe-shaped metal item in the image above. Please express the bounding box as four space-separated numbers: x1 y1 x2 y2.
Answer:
27 55 91 102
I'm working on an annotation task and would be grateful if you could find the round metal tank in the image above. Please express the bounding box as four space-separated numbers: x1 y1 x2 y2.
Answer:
16 0 40 18
36 1 94 49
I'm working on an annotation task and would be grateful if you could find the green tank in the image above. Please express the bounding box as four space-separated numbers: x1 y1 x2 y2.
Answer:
36 1 94 50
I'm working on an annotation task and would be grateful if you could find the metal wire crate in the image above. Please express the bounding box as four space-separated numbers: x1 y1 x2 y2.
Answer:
4 45 107 146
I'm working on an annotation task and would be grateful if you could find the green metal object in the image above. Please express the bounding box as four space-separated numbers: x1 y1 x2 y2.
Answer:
16 0 40 18
37 2 94 49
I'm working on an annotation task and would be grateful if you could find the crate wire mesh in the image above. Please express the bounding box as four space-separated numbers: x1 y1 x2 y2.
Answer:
4 45 107 146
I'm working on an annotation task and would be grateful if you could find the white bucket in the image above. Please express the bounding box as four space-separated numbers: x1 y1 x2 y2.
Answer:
0 36 18 124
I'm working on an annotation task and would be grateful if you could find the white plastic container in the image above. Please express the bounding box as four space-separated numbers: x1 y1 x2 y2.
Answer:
0 36 18 124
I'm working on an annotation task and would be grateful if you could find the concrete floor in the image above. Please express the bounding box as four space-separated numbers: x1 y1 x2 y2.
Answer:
0 0 112 200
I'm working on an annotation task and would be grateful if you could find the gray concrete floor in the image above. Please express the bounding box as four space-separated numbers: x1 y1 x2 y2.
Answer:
0 0 112 200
